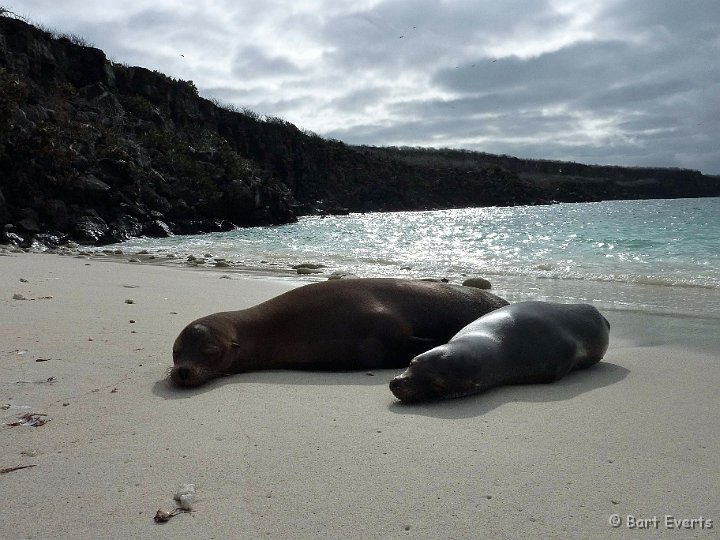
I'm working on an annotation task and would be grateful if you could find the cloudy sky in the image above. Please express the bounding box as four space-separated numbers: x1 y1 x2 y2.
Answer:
4 0 719 173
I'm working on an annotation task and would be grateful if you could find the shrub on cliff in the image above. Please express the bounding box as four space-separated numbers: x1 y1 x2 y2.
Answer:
0 67 28 152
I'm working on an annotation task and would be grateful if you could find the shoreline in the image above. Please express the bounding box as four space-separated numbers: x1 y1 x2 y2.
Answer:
1 251 718 538
4 243 720 321
4 247 718 354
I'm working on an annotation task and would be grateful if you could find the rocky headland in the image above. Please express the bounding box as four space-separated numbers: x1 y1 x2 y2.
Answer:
2 13 719 247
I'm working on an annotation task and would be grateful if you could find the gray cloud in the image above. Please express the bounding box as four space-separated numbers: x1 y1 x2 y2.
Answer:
4 0 719 173
232 46 301 78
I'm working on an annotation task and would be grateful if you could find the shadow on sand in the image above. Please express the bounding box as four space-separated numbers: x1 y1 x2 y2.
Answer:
151 367 404 400
386 361 629 419
152 361 629 416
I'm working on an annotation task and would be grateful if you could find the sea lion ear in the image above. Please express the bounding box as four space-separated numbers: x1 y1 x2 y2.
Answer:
231 341 241 349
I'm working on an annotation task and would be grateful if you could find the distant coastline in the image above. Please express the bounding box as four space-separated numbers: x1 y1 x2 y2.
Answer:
2 12 720 248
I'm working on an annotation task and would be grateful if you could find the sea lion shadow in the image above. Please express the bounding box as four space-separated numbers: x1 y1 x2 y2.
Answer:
152 377 206 399
151 369 398 399
386 362 630 419
150 371 258 398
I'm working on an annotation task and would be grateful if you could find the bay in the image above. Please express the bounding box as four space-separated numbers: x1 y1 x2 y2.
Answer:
120 197 720 319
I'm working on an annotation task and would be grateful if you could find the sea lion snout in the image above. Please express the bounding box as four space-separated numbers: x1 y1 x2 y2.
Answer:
390 348 448 403
170 364 193 386
390 363 451 403
170 363 215 388
174 366 191 380
389 376 426 403
389 375 413 401
390 372 450 403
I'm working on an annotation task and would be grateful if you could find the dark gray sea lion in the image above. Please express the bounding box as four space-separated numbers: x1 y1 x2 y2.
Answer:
389 301 610 403
171 278 509 387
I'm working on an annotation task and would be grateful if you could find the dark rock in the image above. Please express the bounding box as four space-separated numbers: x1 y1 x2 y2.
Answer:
73 174 112 193
0 188 9 224
73 215 109 244
119 202 149 220
292 263 326 270
79 207 100 218
70 152 91 172
174 220 214 234
196 149 219 164
95 91 124 115
42 199 70 230
462 277 493 290
168 198 197 220
78 82 109 101
33 232 69 249
194 193 224 222
217 220 235 232
23 104 51 123
98 158 136 186
219 179 254 221
6 50 30 77
142 219 173 238
296 267 323 275
18 219 41 233
104 215 142 243
17 208 41 233
327 271 359 280
308 199 350 216
2 230 29 247
2 18 56 81
60 41 115 88
141 187 172 215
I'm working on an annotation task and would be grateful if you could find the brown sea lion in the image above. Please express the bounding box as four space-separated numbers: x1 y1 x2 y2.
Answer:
389 301 610 403
171 278 508 387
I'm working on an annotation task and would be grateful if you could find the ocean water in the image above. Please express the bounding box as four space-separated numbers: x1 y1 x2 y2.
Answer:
119 197 720 319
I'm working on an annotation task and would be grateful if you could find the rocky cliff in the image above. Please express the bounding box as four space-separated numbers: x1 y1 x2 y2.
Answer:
1 13 719 247
0 14 297 246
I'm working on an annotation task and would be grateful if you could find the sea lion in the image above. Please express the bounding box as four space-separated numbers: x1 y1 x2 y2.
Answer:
389 301 610 403
171 278 509 387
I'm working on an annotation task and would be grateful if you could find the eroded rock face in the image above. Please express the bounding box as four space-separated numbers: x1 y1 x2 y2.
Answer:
0 15 298 246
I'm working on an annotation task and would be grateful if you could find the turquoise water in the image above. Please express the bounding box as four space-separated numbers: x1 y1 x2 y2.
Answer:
120 198 720 318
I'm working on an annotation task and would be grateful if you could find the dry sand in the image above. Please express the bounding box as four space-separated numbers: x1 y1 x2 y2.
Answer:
1 251 718 539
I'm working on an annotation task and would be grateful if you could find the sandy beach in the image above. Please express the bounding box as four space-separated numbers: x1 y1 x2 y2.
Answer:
1 251 718 539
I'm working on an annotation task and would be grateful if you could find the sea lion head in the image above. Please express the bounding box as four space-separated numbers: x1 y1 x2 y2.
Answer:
170 318 240 388
389 345 480 403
